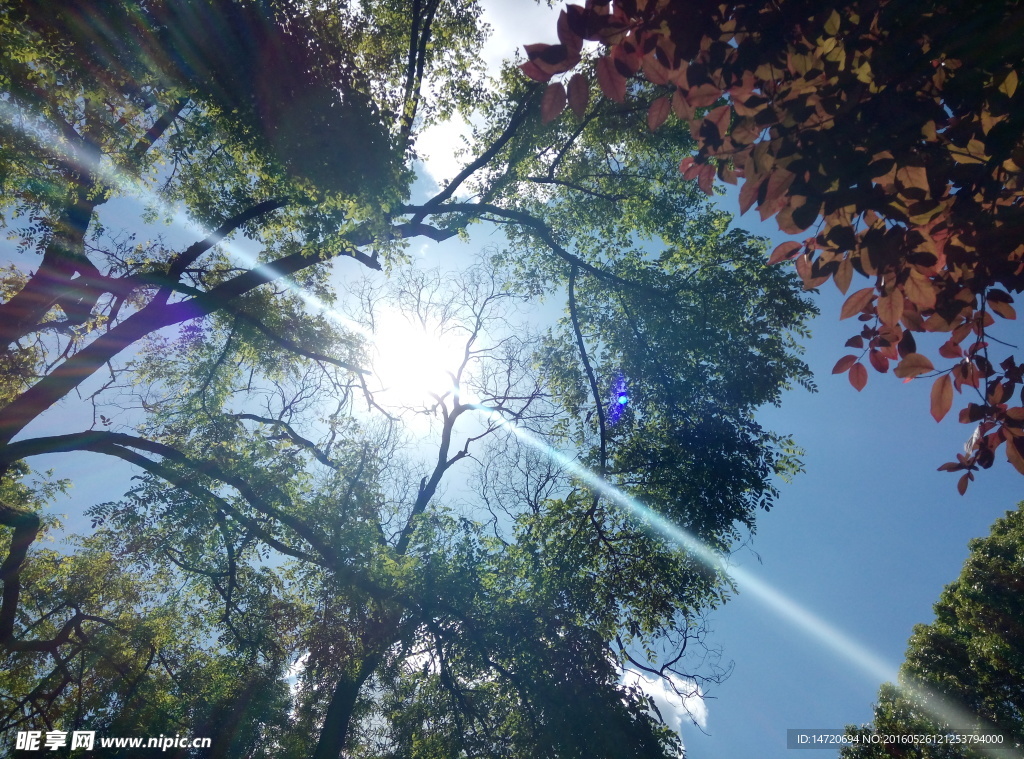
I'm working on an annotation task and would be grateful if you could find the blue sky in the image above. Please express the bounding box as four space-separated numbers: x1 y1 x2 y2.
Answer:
4 2 1022 756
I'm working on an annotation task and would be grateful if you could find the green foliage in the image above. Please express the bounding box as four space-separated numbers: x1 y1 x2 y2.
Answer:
840 505 1024 758
0 2 821 755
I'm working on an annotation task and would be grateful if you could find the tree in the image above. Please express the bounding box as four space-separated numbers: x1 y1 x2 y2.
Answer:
0 1 817 755
839 504 1024 758
2 248 811 757
523 0 1024 488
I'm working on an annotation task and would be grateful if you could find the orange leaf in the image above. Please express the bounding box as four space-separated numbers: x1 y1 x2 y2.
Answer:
596 56 626 102
768 241 801 265
567 73 589 119
647 96 671 131
541 82 567 124
894 353 935 378
832 354 858 374
840 287 875 320
849 362 868 391
930 374 953 422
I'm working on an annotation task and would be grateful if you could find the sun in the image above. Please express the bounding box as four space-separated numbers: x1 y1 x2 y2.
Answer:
367 307 469 410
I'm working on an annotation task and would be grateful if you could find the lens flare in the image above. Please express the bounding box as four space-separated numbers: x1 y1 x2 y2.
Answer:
468 405 1019 758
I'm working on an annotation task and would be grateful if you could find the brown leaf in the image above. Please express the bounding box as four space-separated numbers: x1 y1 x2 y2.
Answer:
832 354 858 374
834 256 853 294
894 353 935 378
989 300 1017 320
686 83 723 107
840 287 875 320
759 169 794 221
1007 437 1024 475
768 241 801 265
541 82 567 124
705 104 731 137
938 340 963 359
647 96 671 131
905 273 937 310
930 374 953 421
567 73 589 120
849 362 868 391
596 56 626 102
877 291 903 327
957 472 970 495
869 349 890 373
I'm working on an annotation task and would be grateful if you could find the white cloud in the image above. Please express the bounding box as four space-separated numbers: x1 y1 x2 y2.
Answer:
621 667 709 734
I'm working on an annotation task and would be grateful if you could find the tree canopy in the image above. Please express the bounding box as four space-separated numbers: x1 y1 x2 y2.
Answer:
0 0 817 755
523 0 1024 489
840 504 1024 758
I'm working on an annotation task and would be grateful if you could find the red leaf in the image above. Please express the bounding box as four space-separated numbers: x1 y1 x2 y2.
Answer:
738 176 762 215
894 353 935 378
849 362 868 391
557 9 584 53
957 472 969 495
596 55 626 102
647 96 670 131
679 156 702 180
768 241 801 265
697 164 715 196
567 73 589 119
641 53 671 85
541 82 567 123
840 287 875 320
832 354 858 374
869 349 890 373
520 60 553 83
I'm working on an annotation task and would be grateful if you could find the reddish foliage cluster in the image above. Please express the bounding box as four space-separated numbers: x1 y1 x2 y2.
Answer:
522 0 1024 489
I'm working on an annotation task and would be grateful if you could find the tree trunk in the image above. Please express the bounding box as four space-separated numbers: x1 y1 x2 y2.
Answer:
310 654 380 759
